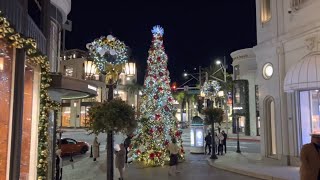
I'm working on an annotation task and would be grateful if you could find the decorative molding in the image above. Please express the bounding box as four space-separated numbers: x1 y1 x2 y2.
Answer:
305 36 317 51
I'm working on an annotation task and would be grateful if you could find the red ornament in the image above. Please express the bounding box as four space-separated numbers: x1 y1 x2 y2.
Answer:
155 114 160 120
158 87 163 91
164 140 169 146
157 126 163 132
164 106 169 111
157 57 161 61
175 131 181 137
149 129 154 134
168 97 173 102
154 95 159 100
159 72 163 76
149 153 155 159
137 150 141 154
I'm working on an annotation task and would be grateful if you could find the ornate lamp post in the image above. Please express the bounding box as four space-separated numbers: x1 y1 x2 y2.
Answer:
87 34 129 180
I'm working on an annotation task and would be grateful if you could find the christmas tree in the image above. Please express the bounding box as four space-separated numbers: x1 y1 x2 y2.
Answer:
131 25 184 166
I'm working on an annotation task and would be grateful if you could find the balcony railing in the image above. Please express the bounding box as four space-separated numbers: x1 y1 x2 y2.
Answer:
0 0 47 54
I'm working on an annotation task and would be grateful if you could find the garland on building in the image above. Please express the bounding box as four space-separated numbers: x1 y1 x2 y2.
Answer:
0 12 59 180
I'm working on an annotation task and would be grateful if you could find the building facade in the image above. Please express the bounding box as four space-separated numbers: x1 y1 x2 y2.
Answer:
0 0 72 179
59 49 139 128
233 0 320 166
231 48 260 136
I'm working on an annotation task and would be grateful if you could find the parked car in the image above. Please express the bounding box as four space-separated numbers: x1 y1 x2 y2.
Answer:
57 138 89 156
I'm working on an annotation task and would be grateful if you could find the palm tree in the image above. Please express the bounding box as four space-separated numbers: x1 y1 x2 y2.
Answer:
204 107 224 159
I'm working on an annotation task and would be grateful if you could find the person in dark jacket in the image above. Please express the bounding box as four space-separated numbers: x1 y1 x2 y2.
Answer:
124 135 132 163
300 133 320 180
222 130 227 154
204 133 212 155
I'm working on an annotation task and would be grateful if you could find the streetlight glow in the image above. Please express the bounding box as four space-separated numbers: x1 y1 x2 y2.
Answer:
216 60 222 65
183 72 188 77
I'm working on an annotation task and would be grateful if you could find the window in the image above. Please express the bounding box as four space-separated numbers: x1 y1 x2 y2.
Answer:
291 0 309 10
66 139 77 144
62 107 71 127
80 106 90 127
300 90 320 146
234 65 240 80
261 0 271 23
65 66 73 77
49 21 60 72
0 40 14 179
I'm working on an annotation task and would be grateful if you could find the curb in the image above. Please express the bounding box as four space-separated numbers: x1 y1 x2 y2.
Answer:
206 158 286 180
227 138 260 142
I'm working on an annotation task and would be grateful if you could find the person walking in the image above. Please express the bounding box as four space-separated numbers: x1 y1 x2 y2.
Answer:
217 132 225 155
167 138 180 176
93 136 99 161
300 133 320 180
204 132 212 155
55 149 62 180
124 135 132 163
115 143 126 180
214 132 219 154
222 130 228 154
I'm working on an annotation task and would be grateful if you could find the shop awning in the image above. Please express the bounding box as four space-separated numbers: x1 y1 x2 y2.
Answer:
284 52 320 92
48 73 98 101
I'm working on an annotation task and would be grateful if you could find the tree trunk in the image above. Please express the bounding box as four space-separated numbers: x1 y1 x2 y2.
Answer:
106 131 113 180
210 121 218 159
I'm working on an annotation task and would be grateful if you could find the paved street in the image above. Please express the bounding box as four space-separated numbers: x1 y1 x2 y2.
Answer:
62 128 261 180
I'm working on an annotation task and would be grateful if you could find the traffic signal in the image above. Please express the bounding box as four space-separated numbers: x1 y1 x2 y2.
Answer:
171 82 177 91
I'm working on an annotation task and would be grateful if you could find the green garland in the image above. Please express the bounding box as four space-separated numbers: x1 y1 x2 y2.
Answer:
0 12 59 180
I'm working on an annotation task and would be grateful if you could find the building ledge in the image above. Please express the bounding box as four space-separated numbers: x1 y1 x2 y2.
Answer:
48 73 97 100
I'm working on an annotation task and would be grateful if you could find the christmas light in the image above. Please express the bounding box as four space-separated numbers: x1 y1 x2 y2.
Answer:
131 26 184 167
0 12 60 180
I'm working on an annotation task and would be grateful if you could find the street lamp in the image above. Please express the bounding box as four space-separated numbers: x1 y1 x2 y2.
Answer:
87 34 129 180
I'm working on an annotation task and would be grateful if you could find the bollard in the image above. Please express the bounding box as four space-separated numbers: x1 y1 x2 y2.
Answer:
90 145 93 158
70 152 74 162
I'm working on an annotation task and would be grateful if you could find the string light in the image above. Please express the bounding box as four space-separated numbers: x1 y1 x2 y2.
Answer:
0 11 60 180
130 26 185 167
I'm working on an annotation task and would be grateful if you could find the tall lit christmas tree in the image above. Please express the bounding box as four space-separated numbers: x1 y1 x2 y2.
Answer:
131 25 184 166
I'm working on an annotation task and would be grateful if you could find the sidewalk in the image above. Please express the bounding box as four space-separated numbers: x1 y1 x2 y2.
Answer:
207 152 300 180
227 134 261 142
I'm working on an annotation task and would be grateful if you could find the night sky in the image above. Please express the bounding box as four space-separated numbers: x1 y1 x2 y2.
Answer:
65 1 257 85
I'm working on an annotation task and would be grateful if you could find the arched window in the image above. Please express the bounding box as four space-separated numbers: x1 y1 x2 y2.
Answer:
261 0 271 24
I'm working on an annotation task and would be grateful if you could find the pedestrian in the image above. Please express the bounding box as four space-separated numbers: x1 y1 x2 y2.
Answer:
115 143 126 180
167 138 180 176
204 132 212 155
300 133 320 180
214 132 219 154
124 135 132 163
93 136 99 161
55 149 62 180
217 132 225 155
222 130 228 154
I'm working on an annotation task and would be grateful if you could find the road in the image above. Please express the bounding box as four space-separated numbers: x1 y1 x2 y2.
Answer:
62 128 261 180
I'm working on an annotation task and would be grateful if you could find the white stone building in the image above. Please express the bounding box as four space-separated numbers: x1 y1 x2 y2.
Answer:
232 0 320 166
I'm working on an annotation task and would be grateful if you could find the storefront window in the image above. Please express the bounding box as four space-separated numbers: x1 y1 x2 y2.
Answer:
20 64 36 179
62 107 71 127
0 40 14 179
80 106 90 127
300 90 320 146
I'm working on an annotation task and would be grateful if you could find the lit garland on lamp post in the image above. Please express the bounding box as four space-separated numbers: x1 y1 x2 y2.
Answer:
0 12 60 180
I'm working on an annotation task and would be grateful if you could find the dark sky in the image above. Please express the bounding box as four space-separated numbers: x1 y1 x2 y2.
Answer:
65 1 257 85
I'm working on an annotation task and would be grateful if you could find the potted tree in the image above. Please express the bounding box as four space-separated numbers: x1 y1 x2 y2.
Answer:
87 98 137 174
204 107 224 159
